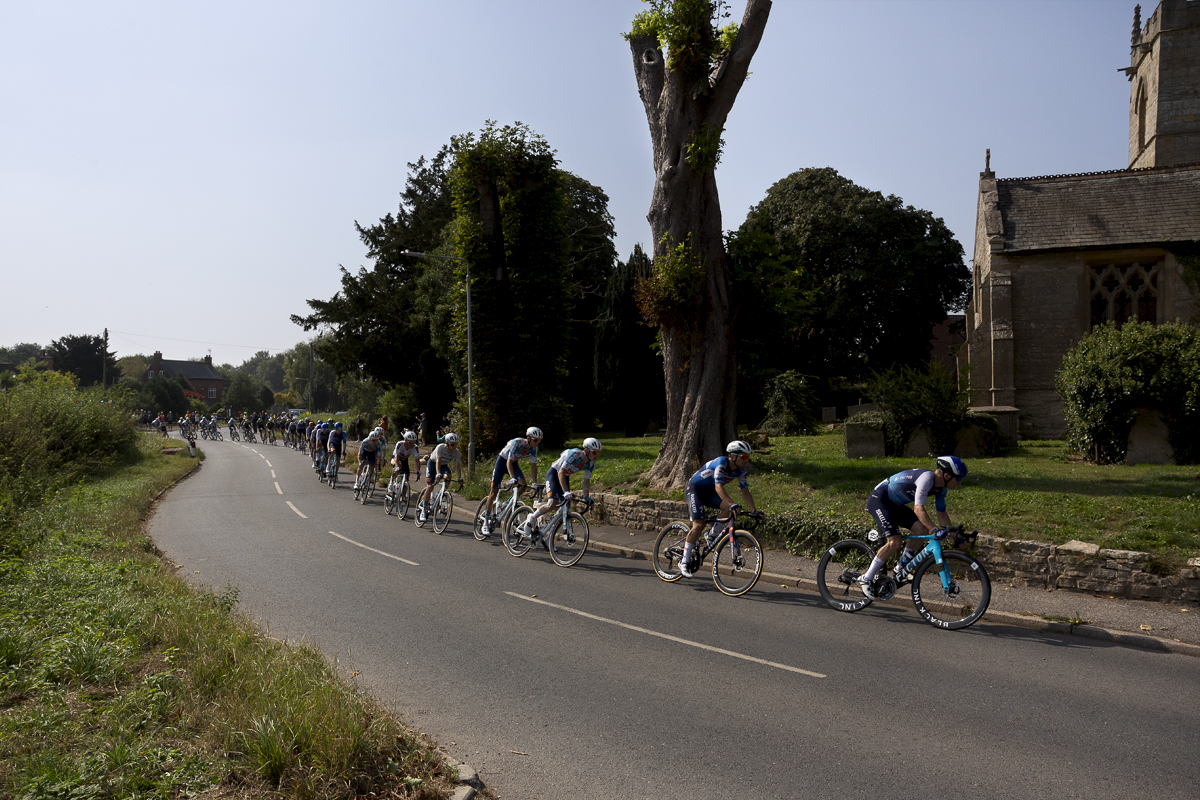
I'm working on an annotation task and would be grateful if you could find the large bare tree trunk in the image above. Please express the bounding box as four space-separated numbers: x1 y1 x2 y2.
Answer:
629 0 771 489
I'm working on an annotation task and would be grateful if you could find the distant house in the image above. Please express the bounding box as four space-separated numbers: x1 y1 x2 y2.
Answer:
143 351 225 403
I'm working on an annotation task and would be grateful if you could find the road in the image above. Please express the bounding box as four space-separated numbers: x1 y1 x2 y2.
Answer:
150 436 1200 800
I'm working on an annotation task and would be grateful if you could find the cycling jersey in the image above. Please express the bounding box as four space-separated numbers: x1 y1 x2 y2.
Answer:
430 443 461 468
877 469 946 513
550 448 596 479
499 437 539 465
393 442 420 461
687 455 750 492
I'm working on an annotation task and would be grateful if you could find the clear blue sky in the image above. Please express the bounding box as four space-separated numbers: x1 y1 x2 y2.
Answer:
0 0 1139 367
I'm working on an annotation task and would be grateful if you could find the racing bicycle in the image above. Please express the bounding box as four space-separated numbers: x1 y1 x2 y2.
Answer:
816 524 991 630
414 475 463 534
354 460 378 504
473 480 541 541
503 495 593 567
383 466 413 519
652 510 764 597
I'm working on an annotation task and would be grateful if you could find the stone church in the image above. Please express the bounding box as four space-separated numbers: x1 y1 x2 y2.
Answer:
960 0 1199 440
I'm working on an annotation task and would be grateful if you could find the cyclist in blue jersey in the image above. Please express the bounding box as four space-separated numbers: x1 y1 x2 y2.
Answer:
857 455 968 599
680 440 761 578
355 431 384 490
327 422 346 466
481 427 542 537
518 438 601 549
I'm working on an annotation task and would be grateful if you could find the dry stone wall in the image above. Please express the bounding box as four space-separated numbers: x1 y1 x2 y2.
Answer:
588 491 1200 602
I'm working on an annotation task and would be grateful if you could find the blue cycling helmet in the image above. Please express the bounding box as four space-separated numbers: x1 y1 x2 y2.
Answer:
937 455 967 481
335 422 342 429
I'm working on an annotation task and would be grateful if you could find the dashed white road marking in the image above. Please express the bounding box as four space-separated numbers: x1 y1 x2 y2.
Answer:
286 501 307 518
505 592 826 678
274 482 283 494
328 531 418 566
271 470 276 478
265 461 272 467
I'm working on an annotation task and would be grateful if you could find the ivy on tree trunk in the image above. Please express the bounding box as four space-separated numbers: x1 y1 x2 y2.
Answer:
627 0 771 489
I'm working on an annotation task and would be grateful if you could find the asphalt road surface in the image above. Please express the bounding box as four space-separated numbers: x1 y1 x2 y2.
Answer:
150 436 1200 800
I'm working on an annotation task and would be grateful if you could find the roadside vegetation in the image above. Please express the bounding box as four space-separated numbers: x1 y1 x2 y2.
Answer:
0 379 456 799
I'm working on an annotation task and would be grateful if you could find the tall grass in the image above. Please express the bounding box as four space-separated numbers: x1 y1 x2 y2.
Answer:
0 384 457 799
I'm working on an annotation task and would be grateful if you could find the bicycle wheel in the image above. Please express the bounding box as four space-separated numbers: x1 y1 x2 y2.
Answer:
711 530 763 597
397 481 411 519
548 511 589 567
329 463 338 490
651 522 690 582
360 472 373 504
816 539 877 613
383 485 395 515
365 471 376 500
473 499 491 540
911 550 991 630
503 506 533 557
413 494 430 528
433 488 453 533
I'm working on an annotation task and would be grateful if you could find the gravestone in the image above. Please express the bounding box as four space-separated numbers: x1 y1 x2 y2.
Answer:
1126 407 1174 465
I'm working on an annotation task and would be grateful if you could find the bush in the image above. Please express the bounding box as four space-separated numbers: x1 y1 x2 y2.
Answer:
0 381 138 546
1056 321 1200 464
757 370 818 436
867 361 968 455
757 508 872 559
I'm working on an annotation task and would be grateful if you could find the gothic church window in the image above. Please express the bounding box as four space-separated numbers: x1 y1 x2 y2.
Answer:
1089 261 1160 328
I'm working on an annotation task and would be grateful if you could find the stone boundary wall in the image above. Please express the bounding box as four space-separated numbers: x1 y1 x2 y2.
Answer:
589 491 1200 603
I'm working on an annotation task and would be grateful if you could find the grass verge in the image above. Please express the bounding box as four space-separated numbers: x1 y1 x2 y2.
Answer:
0 434 455 799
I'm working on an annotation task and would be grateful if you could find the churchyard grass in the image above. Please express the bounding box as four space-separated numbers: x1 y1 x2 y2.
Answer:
0 434 455 799
550 429 1198 562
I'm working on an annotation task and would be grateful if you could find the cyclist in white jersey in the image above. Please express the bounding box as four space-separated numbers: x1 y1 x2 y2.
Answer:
417 434 463 522
482 427 542 537
518 438 600 548
390 431 421 489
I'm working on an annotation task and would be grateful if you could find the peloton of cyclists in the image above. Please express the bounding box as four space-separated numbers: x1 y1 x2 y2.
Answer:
480 427 542 538
857 455 969 599
517 438 601 550
680 440 763 578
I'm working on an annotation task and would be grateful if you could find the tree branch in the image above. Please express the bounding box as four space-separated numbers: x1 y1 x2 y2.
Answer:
629 34 666 134
708 0 771 126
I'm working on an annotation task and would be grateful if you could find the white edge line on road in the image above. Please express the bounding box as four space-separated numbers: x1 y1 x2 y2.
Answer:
329 531 419 566
274 482 283 494
286 501 307 518
505 592 826 678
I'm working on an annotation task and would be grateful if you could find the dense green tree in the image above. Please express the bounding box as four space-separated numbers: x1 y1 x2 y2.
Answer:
238 350 286 392
0 343 44 365
728 167 970 406
47 334 119 387
447 121 572 448
142 376 189 415
626 0 771 488
223 371 264 414
595 244 666 435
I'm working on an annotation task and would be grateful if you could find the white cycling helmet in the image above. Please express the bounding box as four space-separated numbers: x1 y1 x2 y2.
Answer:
369 431 378 440
582 437 602 454
726 440 753 456
404 430 417 443
444 432 459 445
526 426 543 440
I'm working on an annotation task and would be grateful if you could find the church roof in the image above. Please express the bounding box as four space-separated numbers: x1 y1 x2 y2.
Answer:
158 359 224 382
992 163 1200 253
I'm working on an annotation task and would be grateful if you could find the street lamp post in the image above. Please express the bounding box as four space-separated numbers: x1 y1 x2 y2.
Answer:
401 250 474 475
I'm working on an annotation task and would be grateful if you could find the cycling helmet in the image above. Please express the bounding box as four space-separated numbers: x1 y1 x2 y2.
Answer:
726 440 753 456
444 432 459 445
334 422 342 429
582 437 602 453
526 426 543 440
937 455 968 481
404 430 417 443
